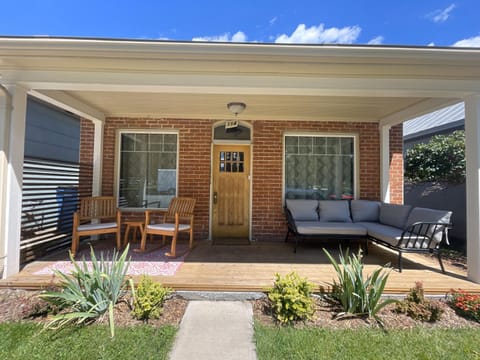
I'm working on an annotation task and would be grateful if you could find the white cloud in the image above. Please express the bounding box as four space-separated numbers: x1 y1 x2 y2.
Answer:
274 24 361 44
367 36 384 45
453 35 480 47
427 42 435 47
192 31 247 42
427 3 456 23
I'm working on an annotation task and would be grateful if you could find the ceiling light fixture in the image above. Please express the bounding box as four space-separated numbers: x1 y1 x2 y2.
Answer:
227 102 246 115
225 102 246 131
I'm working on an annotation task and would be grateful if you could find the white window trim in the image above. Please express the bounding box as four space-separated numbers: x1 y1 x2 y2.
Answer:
115 129 179 211
282 132 359 204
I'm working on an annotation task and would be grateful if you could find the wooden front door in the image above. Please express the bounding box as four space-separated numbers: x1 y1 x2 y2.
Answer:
212 144 250 239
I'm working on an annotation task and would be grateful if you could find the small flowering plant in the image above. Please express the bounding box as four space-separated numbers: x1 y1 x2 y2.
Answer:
447 289 480 322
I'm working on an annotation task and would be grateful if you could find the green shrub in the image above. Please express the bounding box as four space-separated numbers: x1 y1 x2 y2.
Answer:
395 282 443 322
405 130 465 184
267 272 315 325
40 245 131 337
447 288 480 322
131 276 172 322
323 248 395 322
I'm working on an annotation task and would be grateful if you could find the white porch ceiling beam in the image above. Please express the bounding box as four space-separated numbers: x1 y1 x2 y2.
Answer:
4 71 480 98
29 90 105 123
379 98 463 127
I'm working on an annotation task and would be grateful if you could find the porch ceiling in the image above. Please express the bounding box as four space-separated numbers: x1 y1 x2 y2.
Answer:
2 37 480 123
43 90 427 122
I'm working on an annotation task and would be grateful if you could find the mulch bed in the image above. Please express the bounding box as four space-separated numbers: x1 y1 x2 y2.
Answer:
0 288 187 327
253 296 480 330
2 288 480 330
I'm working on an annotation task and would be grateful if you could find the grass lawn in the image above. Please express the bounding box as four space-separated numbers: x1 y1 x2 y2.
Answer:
0 322 177 360
255 323 480 360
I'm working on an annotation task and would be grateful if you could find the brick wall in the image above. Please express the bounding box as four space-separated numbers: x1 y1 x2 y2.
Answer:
252 120 382 240
79 118 94 197
102 118 212 240
99 117 403 241
389 124 404 204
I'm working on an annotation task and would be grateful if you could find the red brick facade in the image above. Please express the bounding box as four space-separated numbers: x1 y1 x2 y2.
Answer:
79 119 94 197
389 124 404 204
82 117 403 242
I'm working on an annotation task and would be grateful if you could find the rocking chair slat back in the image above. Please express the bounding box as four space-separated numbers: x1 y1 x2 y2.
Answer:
78 196 118 221
164 197 196 222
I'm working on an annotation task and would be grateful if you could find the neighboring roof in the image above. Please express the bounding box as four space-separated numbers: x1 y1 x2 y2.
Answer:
403 102 465 137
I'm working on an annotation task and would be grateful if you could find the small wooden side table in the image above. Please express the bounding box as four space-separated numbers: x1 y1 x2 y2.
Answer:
123 221 144 246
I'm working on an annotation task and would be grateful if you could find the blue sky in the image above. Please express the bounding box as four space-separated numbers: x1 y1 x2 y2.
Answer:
1 1 479 47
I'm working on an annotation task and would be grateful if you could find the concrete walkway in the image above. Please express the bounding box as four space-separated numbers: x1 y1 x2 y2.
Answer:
169 301 257 360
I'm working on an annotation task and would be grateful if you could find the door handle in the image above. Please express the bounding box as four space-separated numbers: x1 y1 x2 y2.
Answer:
213 192 218 204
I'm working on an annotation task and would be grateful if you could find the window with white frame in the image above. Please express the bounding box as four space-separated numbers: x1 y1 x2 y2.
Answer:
118 132 178 209
284 135 355 200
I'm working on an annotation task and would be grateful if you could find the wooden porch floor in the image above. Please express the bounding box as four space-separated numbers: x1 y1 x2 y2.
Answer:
2 239 479 295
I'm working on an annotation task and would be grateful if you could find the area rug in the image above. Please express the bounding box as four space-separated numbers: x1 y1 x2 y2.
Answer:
33 243 189 277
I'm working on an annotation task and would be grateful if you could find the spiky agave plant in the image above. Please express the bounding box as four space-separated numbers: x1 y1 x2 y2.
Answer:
41 244 131 337
323 247 396 323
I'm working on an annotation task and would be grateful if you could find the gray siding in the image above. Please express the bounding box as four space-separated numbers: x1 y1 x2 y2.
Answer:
24 98 80 163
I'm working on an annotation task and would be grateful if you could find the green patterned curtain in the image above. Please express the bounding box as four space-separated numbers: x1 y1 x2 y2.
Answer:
285 136 354 200
119 133 177 208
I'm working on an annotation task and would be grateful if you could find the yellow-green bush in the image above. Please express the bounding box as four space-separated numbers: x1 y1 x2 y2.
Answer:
131 276 172 322
267 272 315 325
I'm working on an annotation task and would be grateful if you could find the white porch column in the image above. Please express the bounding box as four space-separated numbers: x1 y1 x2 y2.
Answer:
92 119 104 196
1 84 28 278
380 124 391 203
0 86 12 277
465 94 480 283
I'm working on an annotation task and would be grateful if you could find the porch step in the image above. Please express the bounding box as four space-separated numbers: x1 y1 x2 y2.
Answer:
169 301 257 360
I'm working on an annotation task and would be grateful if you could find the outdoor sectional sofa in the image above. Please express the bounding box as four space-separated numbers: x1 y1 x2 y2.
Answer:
284 199 452 272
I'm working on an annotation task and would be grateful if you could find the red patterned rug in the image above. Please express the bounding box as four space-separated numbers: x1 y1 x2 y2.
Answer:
33 243 189 277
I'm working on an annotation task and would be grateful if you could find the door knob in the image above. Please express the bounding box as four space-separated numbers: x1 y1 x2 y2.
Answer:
213 192 218 204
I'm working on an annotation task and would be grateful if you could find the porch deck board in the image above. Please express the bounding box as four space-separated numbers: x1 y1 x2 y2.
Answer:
1 240 478 295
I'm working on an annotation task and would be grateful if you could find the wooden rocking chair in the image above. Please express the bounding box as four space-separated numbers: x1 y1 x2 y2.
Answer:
139 197 196 257
71 196 121 257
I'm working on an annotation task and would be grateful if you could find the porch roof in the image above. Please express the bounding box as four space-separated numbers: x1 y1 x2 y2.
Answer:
1 36 480 124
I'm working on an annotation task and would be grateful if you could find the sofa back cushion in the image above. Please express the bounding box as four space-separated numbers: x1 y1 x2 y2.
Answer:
350 200 381 222
318 200 352 223
285 199 319 221
379 203 412 229
405 207 452 243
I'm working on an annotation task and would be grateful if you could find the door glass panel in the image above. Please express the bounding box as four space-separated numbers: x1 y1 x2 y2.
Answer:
219 151 245 173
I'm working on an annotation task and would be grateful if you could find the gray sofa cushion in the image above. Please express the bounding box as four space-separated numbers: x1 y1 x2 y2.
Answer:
318 200 352 223
350 200 381 222
379 203 412 229
285 199 318 221
296 221 367 236
405 207 452 243
359 222 431 249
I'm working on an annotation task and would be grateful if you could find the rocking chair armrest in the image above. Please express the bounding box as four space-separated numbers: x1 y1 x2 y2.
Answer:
144 209 169 224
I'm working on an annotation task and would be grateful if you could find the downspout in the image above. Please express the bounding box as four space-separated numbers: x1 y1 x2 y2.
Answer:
0 83 12 278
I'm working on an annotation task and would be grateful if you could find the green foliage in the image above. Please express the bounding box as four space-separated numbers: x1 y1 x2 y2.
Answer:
405 130 465 184
323 248 396 322
131 276 172 322
267 272 315 325
395 282 443 322
447 289 480 322
40 245 131 337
